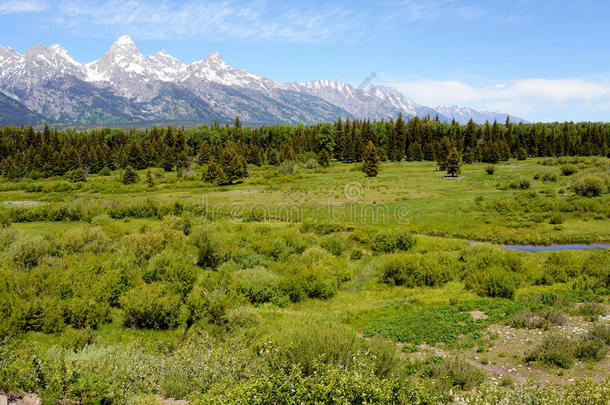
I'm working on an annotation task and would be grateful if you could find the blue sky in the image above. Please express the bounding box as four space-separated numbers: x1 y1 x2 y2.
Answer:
0 0 609 122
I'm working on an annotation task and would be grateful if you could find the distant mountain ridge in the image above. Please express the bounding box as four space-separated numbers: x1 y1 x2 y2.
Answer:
0 35 525 126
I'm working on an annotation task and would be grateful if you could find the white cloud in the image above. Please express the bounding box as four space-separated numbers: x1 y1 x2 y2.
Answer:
0 0 46 13
390 76 610 119
32 0 365 43
4 0 486 43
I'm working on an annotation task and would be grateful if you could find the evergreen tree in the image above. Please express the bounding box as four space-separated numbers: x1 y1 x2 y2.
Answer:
197 142 211 165
146 169 155 187
317 149 330 168
160 146 174 172
267 148 280 165
445 147 462 177
217 146 248 184
436 137 452 171
362 141 379 177
121 166 138 185
279 142 295 162
463 146 475 164
70 168 87 182
517 147 527 160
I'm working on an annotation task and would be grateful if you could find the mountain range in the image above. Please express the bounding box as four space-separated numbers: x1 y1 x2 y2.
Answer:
0 35 525 127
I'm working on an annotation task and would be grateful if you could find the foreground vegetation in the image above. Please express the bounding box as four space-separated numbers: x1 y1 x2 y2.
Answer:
0 123 609 403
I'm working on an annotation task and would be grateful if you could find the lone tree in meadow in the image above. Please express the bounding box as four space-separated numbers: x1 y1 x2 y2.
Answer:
362 141 379 177
146 169 154 187
317 149 330 168
121 165 138 185
445 146 462 177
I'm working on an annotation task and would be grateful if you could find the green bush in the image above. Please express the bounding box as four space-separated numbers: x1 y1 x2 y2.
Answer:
421 356 485 391
7 234 49 268
560 163 578 176
145 249 198 297
571 175 606 197
120 283 182 329
469 270 516 299
223 306 262 331
525 334 575 368
542 172 558 182
234 266 283 304
189 227 228 268
69 168 87 182
378 253 452 288
372 231 416 253
320 234 345 256
485 165 495 175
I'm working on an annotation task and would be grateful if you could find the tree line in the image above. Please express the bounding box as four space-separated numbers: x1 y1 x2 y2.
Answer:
0 115 608 181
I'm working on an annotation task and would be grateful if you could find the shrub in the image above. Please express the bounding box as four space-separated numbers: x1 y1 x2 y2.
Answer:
187 285 242 325
421 357 485 391
542 172 558 182
320 235 345 256
571 175 606 197
69 168 87 182
525 334 575 368
120 283 182 329
575 336 608 361
576 302 607 317
485 165 495 175
372 231 416 253
349 249 363 260
234 267 283 304
223 306 262 331
519 177 531 189
7 234 49 268
145 249 198 297
304 159 318 169
476 271 516 299
99 166 112 176
548 213 563 225
189 227 228 268
378 253 452 288
278 160 297 175
560 163 578 176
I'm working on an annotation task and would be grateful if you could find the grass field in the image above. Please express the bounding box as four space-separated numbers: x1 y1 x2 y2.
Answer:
0 157 609 403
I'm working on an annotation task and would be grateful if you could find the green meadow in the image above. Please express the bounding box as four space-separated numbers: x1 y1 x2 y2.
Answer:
1 156 609 404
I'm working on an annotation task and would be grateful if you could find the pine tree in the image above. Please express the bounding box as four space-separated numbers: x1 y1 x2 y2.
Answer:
160 146 174 172
146 169 155 187
203 157 225 184
121 166 138 185
463 146 475 164
70 168 87 182
317 149 330 168
517 147 527 160
267 148 280 165
445 147 462 177
362 141 379 177
279 142 295 162
436 137 452 171
217 146 248 184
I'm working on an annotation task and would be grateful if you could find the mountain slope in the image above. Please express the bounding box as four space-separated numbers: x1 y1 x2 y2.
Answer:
0 36 525 126
0 91 41 126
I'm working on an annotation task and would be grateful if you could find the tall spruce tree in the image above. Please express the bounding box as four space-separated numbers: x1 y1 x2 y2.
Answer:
362 141 379 177
445 146 462 177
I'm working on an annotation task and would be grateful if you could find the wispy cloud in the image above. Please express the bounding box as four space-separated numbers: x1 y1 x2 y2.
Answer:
23 0 366 43
390 76 610 120
0 0 46 13
5 0 487 43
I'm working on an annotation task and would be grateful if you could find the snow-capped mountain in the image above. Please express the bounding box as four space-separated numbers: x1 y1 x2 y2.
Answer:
0 36 524 126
